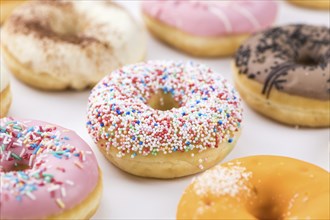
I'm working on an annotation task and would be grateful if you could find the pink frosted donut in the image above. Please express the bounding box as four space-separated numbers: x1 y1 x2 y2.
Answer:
141 0 278 57
0 117 102 219
142 0 278 37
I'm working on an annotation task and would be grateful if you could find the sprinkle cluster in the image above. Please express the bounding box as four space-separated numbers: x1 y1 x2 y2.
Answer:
193 162 252 197
87 60 242 158
0 118 91 209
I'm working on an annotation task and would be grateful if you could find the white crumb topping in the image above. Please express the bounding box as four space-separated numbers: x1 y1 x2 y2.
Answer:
193 164 252 197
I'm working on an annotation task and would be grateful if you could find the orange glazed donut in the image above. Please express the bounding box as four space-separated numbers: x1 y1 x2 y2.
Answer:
177 155 330 219
87 61 242 178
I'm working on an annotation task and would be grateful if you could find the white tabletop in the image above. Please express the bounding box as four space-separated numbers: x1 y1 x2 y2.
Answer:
2 1 329 219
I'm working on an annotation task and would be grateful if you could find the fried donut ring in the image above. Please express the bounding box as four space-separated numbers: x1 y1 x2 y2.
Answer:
0 117 102 219
177 155 329 219
1 0 146 90
87 61 242 178
233 24 330 127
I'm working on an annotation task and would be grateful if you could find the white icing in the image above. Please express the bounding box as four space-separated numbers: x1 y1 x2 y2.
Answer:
1 1 146 89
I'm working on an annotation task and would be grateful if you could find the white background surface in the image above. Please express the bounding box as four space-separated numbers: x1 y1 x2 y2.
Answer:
1 1 329 219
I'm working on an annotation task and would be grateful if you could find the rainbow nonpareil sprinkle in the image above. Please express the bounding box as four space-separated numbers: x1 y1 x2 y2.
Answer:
87 60 242 159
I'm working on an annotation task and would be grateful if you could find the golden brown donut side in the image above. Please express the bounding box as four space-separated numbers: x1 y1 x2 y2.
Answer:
0 85 12 117
47 171 103 220
0 0 25 25
232 65 330 127
288 0 330 10
1 45 69 90
142 14 249 57
96 130 240 179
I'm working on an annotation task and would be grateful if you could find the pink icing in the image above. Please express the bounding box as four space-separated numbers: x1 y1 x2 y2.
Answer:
141 0 278 36
0 117 99 219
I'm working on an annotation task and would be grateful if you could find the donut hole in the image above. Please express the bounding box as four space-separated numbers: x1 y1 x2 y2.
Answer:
249 200 283 220
147 90 180 111
247 189 286 220
46 12 83 41
49 19 81 39
27 3 85 43
295 55 319 66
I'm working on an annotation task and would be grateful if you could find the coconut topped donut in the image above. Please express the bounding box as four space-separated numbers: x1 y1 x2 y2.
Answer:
87 60 242 178
0 117 101 219
1 0 146 90
177 155 330 219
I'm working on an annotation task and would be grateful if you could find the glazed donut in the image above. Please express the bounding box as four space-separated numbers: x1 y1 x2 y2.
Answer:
87 60 242 178
0 117 102 219
0 62 12 117
0 0 25 25
177 155 330 219
141 1 278 57
1 0 146 90
288 0 330 10
233 24 330 127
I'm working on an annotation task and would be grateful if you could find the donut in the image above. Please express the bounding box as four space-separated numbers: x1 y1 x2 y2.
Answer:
288 0 330 10
87 60 242 178
141 1 278 57
177 155 330 219
0 0 25 25
0 62 12 117
233 24 330 127
0 117 102 219
1 0 146 90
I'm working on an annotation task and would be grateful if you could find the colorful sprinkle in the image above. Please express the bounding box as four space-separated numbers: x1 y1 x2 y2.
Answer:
0 118 96 216
56 198 65 209
87 61 242 161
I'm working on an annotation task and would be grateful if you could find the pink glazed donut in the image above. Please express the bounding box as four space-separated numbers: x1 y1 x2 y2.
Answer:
0 117 102 220
142 0 278 57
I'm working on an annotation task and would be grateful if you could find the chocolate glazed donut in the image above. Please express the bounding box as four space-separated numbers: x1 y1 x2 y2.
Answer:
233 24 330 127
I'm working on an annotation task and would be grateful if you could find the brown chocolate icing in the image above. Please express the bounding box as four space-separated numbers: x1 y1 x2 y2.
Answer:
235 24 330 100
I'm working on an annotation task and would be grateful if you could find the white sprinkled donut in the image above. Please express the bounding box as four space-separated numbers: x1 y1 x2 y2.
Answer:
87 60 242 178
